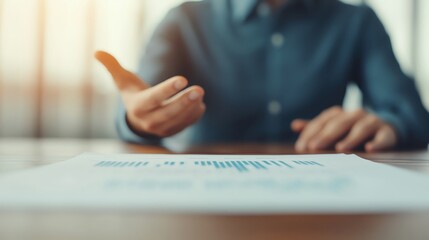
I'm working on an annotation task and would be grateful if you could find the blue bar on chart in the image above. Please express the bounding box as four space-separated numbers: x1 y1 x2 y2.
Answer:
95 161 150 168
293 160 324 167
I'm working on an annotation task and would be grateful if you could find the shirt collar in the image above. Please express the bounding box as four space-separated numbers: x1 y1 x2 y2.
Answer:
231 0 259 23
231 0 318 23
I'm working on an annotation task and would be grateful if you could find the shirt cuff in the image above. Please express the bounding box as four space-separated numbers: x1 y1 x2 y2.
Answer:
116 102 162 145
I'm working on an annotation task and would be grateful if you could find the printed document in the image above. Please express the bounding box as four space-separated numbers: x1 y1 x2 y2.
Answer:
1 153 429 213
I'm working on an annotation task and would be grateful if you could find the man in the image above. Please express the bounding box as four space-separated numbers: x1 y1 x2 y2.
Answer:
96 0 429 152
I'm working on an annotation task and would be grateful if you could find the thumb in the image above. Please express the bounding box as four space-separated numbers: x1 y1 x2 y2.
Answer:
291 119 309 133
95 51 148 93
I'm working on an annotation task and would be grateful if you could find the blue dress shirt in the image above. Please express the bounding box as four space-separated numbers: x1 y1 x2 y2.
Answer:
117 0 429 148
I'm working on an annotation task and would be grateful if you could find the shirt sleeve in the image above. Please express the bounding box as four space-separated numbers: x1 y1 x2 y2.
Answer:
356 6 429 149
116 7 186 144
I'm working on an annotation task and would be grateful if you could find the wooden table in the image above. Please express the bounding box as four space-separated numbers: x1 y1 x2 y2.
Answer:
0 138 429 240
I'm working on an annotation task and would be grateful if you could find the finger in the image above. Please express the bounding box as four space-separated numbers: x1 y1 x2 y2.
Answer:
95 51 148 93
365 125 398 152
157 102 206 137
336 115 381 151
138 76 189 110
138 86 205 133
291 119 308 133
151 86 204 120
140 101 205 137
308 109 367 151
133 84 203 116
295 106 343 152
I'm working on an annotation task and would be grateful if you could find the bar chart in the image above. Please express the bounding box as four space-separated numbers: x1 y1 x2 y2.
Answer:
94 159 324 173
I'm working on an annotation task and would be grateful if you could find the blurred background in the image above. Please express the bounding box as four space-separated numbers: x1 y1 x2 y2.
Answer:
0 0 428 139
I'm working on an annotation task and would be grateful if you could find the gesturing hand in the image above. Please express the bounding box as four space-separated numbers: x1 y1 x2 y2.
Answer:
95 51 206 138
291 106 398 153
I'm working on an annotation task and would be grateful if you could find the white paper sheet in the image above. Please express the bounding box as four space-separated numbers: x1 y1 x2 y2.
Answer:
1 153 429 213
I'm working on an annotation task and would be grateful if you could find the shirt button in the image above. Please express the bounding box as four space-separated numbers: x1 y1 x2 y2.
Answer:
271 33 284 47
257 3 270 17
267 100 282 115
